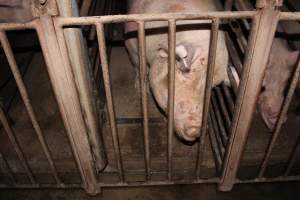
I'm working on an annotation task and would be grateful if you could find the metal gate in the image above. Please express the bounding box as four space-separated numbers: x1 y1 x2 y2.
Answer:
0 0 300 195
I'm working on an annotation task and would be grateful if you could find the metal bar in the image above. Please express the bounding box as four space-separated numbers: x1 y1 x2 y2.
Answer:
224 0 234 11
280 12 300 20
167 19 176 181
236 175 300 183
284 130 300 177
195 128 208 179
36 16 99 195
210 105 225 157
138 21 151 181
96 22 124 182
0 31 61 184
208 114 222 172
215 87 231 132
0 21 35 31
259 60 300 178
55 11 257 27
195 18 219 179
219 3 280 191
221 83 235 115
0 152 16 184
211 94 228 147
0 107 36 184
80 0 92 16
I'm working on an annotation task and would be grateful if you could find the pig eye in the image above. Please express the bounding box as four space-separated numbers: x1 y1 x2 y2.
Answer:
261 86 266 92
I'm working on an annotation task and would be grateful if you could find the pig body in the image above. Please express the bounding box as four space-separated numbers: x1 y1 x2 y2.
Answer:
258 38 299 130
125 0 229 141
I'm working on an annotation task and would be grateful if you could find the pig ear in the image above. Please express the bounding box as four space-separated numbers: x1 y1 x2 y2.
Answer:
288 50 299 68
158 48 168 58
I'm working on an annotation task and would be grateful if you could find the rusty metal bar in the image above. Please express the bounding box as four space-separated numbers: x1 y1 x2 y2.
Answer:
0 152 16 184
219 2 280 191
96 22 124 182
167 19 176 181
258 60 300 178
0 31 61 184
0 107 36 184
195 18 219 178
137 21 151 181
36 16 99 194
55 11 256 27
284 130 300 177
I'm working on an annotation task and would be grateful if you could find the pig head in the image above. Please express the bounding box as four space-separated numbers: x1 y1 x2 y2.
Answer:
258 38 299 131
125 0 229 141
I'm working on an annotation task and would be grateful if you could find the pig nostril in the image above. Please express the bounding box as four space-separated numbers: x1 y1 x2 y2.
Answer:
184 126 201 138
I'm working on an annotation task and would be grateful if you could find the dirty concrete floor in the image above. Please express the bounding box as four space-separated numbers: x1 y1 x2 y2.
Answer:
0 183 299 200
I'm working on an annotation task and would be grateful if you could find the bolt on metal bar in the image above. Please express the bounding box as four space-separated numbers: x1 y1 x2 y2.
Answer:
137 21 151 181
0 152 16 184
0 31 61 184
0 107 36 184
96 22 124 182
195 18 219 179
258 59 300 178
284 130 300 177
167 19 176 181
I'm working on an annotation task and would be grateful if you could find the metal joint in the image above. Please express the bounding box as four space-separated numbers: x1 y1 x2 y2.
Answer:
31 0 58 17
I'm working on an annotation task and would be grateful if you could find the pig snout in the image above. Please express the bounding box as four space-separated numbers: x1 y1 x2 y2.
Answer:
183 117 202 140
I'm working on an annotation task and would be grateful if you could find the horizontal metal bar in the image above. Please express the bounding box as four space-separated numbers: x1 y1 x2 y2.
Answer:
280 12 300 20
236 175 300 184
0 184 82 189
55 11 257 27
0 21 36 31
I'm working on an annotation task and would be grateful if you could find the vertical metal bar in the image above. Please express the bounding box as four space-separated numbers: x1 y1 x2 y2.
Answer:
259 60 300 178
0 31 61 184
0 107 36 184
0 151 16 184
284 130 300 177
36 16 99 194
138 21 151 181
96 22 124 182
195 18 220 178
219 3 280 191
167 19 176 181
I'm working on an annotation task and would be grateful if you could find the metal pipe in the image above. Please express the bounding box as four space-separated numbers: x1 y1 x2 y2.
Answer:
96 22 124 182
0 31 61 184
195 18 219 179
210 104 225 157
280 12 300 20
138 21 151 181
167 19 176 181
215 87 231 132
195 129 208 179
259 60 300 178
55 11 257 27
221 83 235 115
0 107 36 184
208 114 222 172
0 152 16 184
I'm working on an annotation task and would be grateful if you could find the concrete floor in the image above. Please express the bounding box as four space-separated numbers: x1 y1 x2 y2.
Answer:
0 183 299 200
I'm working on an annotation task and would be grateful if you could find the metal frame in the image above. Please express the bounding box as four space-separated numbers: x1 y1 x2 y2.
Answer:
0 0 300 195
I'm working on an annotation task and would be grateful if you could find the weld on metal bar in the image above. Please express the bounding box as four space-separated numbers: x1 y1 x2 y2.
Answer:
167 19 176 181
96 22 124 182
0 31 61 184
0 107 35 184
137 21 151 181
195 19 219 178
0 151 16 184
36 16 99 195
219 2 280 191
259 60 300 178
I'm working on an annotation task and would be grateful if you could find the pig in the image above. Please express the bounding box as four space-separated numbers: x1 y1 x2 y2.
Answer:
125 0 229 141
0 0 34 23
257 38 299 131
